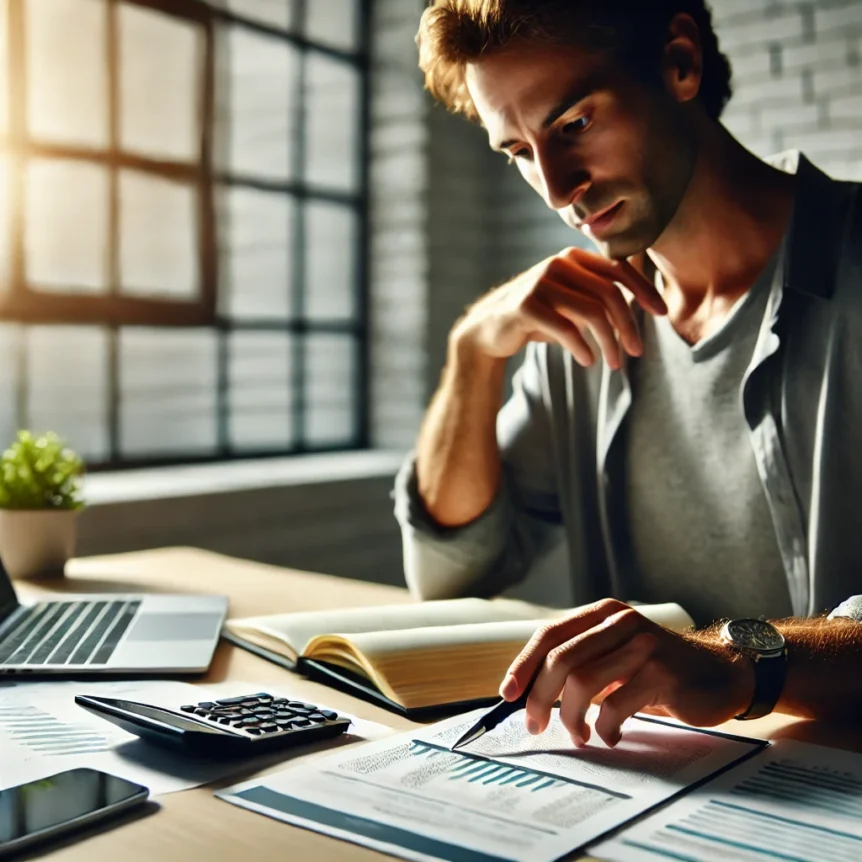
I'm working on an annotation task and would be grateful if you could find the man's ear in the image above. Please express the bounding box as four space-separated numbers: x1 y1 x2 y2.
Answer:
661 12 703 105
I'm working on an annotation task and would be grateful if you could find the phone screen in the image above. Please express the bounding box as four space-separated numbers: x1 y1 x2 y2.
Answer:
0 768 147 849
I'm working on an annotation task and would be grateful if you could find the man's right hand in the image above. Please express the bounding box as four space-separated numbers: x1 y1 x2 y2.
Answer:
452 247 668 370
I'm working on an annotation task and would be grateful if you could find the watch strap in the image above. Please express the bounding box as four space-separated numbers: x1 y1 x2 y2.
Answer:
735 648 787 720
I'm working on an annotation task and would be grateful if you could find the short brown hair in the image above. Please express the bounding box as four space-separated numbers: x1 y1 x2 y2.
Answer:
416 0 733 122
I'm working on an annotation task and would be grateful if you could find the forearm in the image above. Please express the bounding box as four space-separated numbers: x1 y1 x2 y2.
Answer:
415 330 508 527
774 616 862 719
692 616 862 722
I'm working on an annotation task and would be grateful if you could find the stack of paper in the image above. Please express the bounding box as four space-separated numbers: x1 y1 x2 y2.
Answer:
217 705 764 862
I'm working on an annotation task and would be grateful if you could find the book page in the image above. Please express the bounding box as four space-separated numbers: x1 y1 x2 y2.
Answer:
225 597 552 660
218 706 763 862
227 600 692 660
592 738 862 861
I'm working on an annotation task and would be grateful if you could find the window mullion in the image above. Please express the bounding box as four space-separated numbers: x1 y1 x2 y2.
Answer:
107 0 121 462
291 0 308 452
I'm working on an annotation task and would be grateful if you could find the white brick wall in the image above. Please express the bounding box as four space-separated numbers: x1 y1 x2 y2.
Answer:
368 0 429 449
715 0 862 180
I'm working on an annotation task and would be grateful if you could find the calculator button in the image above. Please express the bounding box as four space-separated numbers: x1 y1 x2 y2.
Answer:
258 723 278 733
180 704 197 712
307 713 327 723
321 710 338 720
198 702 217 709
218 717 233 725
245 727 263 735
292 718 313 728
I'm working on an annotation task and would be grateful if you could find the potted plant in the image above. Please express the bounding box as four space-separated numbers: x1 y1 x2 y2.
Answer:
0 431 85 579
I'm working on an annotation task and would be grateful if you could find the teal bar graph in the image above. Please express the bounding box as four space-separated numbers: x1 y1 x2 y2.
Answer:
409 742 566 793
0 704 112 756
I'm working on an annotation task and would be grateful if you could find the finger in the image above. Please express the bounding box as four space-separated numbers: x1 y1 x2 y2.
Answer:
523 297 595 366
522 609 644 733
543 260 643 356
594 662 661 747
559 675 592 746
561 248 667 316
545 287 623 370
501 599 631 700
557 632 655 745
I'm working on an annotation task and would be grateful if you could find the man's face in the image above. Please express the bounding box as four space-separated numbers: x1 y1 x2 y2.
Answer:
465 39 697 259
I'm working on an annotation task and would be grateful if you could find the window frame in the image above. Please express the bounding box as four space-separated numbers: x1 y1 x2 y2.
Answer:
0 0 217 326
0 0 372 469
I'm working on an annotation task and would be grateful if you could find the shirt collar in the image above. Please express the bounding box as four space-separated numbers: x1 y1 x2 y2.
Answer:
767 149 849 302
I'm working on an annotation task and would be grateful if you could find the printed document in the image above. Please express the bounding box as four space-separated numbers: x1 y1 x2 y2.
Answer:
0 679 391 796
592 738 862 861
218 706 763 862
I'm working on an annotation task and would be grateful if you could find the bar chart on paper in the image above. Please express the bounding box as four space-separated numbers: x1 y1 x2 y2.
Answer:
408 741 574 793
0 703 114 757
592 740 862 862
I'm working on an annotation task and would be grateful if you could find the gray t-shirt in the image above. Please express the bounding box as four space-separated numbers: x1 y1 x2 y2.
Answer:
624 257 794 626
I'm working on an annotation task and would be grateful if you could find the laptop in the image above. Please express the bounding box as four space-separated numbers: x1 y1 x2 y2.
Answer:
0 557 228 676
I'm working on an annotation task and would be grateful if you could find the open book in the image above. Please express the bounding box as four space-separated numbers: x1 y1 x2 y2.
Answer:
223 598 694 717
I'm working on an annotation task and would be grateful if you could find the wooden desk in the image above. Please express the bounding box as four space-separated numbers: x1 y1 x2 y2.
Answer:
16 547 862 861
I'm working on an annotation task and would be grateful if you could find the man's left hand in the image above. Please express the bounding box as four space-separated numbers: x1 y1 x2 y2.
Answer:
500 599 754 747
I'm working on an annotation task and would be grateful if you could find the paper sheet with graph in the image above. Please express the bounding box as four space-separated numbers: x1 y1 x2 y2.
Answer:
0 679 391 796
591 738 862 862
217 706 763 862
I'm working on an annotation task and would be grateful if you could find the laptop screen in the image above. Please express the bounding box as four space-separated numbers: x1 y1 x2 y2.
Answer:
0 557 18 622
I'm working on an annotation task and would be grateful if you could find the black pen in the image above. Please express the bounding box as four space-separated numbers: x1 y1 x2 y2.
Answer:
451 665 543 751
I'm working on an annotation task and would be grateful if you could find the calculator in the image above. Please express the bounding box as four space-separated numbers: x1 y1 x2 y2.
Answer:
74 691 351 756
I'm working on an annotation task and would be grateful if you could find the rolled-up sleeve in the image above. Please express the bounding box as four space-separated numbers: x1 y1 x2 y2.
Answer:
393 344 564 600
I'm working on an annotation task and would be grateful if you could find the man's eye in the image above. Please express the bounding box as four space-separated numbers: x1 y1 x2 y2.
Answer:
562 116 591 134
506 149 531 165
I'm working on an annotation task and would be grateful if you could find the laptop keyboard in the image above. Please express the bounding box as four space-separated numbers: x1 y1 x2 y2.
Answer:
0 599 141 666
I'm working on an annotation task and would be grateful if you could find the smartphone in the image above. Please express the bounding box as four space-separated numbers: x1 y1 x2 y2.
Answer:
0 768 149 858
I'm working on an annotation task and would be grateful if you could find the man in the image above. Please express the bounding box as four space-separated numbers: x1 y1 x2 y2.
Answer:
394 0 862 748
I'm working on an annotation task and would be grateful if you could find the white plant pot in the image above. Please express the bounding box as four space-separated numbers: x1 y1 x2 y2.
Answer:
0 509 78 580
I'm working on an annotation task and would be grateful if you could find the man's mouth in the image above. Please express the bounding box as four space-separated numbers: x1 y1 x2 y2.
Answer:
579 201 625 236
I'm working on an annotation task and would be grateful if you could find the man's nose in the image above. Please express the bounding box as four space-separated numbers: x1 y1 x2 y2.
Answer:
535 149 589 212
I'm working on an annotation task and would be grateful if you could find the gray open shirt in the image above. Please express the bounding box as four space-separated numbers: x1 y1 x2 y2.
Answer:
394 152 862 620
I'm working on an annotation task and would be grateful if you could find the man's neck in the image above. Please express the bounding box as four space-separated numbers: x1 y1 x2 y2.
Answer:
646 127 797 345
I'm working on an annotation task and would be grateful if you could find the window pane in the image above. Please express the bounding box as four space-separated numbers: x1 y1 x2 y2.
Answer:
220 27 299 181
0 154 9 292
304 0 359 52
0 0 8 137
25 0 108 148
228 331 294 450
225 0 295 30
119 3 202 162
304 201 357 321
25 159 108 293
26 326 109 461
304 333 355 446
220 186 294 320
0 324 20 448
119 170 198 299
119 328 217 457
304 53 361 193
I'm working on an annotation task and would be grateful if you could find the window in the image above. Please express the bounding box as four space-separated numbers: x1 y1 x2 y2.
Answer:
0 0 369 466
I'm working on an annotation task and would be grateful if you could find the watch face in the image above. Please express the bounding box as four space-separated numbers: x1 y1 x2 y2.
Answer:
725 618 785 652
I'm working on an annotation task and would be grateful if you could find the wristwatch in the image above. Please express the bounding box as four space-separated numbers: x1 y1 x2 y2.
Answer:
719 618 787 720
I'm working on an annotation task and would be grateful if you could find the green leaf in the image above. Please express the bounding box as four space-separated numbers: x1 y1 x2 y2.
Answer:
0 431 85 510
